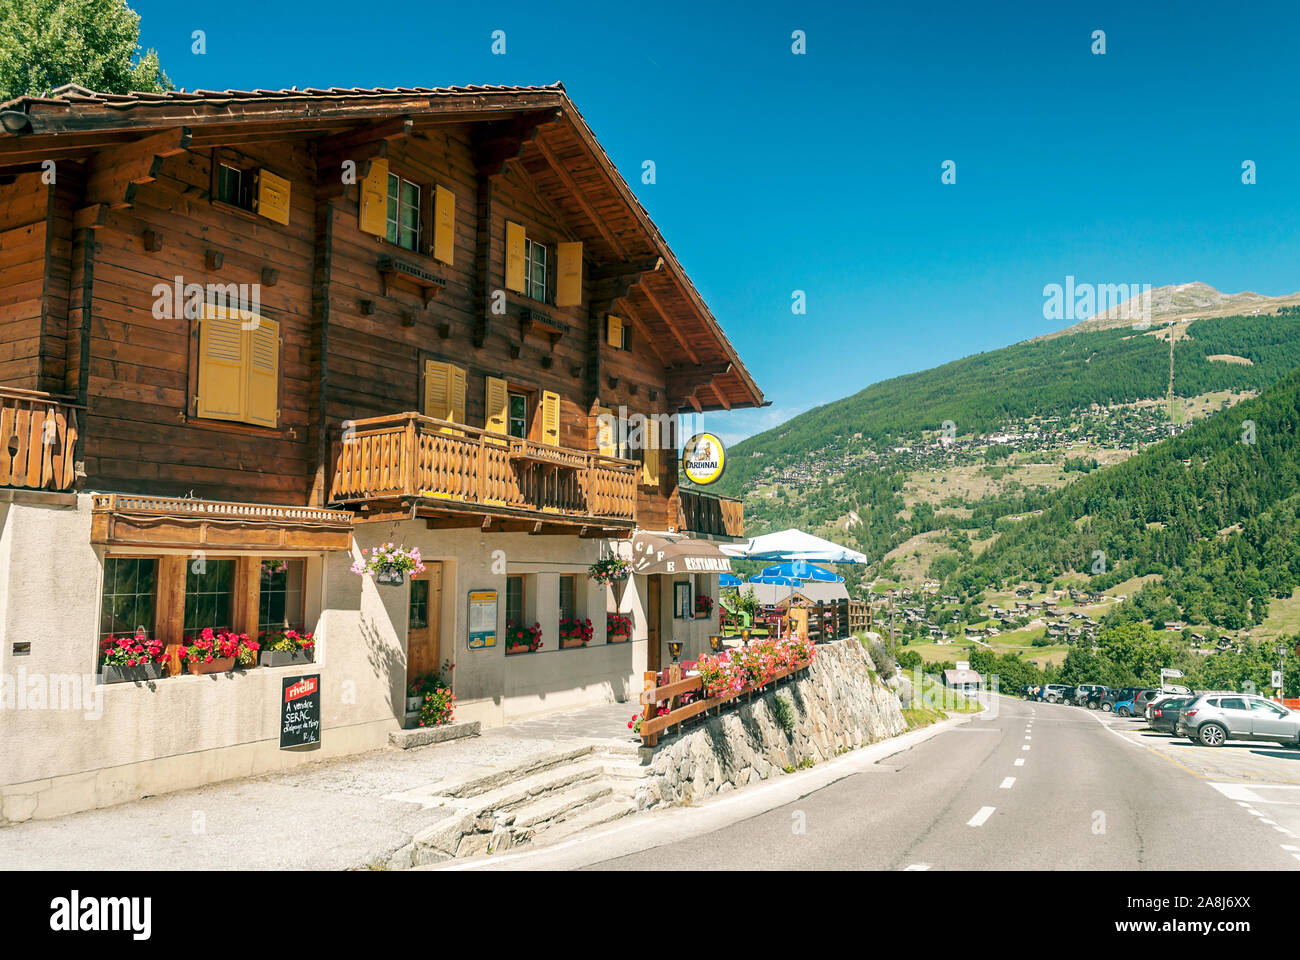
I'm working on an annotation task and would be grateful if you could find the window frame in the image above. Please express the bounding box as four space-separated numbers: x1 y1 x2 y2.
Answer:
385 170 424 253
559 574 577 623
524 237 550 303
257 557 307 635
506 575 525 627
98 556 160 641
507 390 530 440
183 557 237 638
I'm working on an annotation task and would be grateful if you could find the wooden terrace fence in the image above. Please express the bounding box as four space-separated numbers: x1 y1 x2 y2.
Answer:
0 387 80 492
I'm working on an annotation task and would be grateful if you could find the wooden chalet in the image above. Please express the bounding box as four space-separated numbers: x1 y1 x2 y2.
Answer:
0 82 762 822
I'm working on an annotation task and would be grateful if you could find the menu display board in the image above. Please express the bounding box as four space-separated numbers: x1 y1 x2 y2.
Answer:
280 674 321 749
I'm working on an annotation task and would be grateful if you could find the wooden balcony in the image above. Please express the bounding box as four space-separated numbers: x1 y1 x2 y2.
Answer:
0 387 80 493
676 488 744 541
330 413 638 533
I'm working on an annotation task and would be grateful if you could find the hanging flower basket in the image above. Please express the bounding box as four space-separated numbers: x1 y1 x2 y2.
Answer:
352 543 425 586
588 555 630 586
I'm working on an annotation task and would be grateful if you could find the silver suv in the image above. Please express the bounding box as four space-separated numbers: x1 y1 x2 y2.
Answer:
1176 694 1300 747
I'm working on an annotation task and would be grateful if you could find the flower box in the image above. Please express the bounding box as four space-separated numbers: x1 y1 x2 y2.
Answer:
259 649 315 668
405 695 424 713
559 635 587 649
608 632 630 644
101 662 163 684
187 657 236 676
505 642 536 655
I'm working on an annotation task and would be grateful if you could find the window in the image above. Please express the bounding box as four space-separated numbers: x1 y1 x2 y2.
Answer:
673 581 692 619
1219 697 1247 711
215 162 253 211
559 575 577 622
1250 699 1287 717
508 392 528 440
99 558 157 640
387 173 421 251
506 575 525 626
184 558 235 636
525 238 548 302
195 303 280 428
409 578 430 630
258 558 305 634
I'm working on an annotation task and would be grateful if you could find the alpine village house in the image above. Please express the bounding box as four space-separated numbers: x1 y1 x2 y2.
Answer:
0 83 762 823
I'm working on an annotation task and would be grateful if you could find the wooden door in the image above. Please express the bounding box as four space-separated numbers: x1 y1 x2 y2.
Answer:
646 575 661 674
407 562 443 683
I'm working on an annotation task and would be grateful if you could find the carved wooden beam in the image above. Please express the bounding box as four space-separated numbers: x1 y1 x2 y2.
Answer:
533 132 628 259
85 126 191 210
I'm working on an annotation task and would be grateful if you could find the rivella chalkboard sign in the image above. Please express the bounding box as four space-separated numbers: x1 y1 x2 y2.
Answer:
280 674 321 749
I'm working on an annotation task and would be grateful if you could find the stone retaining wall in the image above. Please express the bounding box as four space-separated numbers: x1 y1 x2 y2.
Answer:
635 638 906 809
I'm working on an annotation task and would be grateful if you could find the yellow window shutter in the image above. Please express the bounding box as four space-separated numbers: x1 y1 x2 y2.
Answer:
243 315 280 428
485 376 509 435
254 169 291 225
423 360 450 420
541 390 560 446
643 418 660 486
359 157 389 236
606 315 623 349
505 220 526 293
196 306 246 422
433 184 455 265
449 365 467 424
555 241 582 306
596 406 615 456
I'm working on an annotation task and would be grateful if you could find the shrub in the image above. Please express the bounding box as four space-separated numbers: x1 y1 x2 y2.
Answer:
772 693 796 736
867 638 896 677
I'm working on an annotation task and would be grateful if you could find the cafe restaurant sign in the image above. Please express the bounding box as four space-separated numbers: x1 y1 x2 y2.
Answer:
682 432 725 485
280 674 322 749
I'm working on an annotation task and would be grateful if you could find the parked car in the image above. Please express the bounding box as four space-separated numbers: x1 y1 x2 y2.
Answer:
1176 694 1300 747
1147 695 1193 733
1114 689 1160 717
1041 684 1070 704
1059 685 1077 705
1075 684 1107 708
1098 687 1136 712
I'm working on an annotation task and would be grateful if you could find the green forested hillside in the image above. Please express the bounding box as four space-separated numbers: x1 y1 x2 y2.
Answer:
953 368 1300 629
716 314 1300 500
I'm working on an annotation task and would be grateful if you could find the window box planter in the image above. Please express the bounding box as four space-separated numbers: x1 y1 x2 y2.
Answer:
259 649 315 668
608 632 630 644
559 635 588 650
405 695 425 713
101 662 163 684
505 642 537 655
187 657 236 675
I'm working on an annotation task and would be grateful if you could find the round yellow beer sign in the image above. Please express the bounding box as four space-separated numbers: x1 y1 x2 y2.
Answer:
682 432 726 485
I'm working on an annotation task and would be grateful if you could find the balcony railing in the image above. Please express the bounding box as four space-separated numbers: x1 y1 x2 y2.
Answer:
0 387 80 493
330 412 637 526
676 488 744 540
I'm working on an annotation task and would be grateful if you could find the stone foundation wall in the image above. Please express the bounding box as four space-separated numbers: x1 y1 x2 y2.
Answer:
636 638 906 809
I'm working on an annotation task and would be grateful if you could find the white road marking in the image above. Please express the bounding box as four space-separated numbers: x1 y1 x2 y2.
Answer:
967 806 996 827
1022 745 1031 751
1000 777 1016 789
904 863 931 871
1260 818 1278 825
1014 758 1025 766
1292 854 1300 863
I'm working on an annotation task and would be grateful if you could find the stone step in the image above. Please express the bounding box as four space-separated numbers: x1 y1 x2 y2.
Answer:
428 745 598 799
385 756 605 812
534 797 639 845
510 780 613 830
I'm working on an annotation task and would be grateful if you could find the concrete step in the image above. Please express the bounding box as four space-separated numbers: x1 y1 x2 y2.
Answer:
510 780 612 830
428 745 598 799
534 797 639 845
385 756 605 812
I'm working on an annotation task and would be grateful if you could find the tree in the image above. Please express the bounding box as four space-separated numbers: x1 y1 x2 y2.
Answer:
0 0 172 100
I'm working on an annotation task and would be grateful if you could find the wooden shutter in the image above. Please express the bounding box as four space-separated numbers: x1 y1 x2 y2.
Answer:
433 184 455 265
196 306 246 422
423 360 451 420
359 157 389 236
607 315 623 349
596 406 615 457
448 365 467 425
643 417 660 486
556 241 582 306
255 169 291 225
485 376 509 436
505 220 526 293
541 391 560 446
244 316 280 427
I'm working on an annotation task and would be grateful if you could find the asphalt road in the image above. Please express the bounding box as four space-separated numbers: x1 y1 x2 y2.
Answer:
441 697 1300 871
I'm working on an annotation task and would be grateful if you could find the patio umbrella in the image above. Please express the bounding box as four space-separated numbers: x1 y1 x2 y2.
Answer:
719 573 743 587
747 574 800 586
759 560 844 583
721 528 868 564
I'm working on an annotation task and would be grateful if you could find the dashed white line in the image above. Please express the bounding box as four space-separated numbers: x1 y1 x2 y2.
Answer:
1014 758 1025 766
1282 844 1299 852
904 863 931 871
1022 745 1031 751
967 806 996 827
999 777 1016 789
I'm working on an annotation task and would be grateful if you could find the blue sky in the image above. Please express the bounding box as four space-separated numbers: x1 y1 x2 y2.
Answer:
133 0 1300 445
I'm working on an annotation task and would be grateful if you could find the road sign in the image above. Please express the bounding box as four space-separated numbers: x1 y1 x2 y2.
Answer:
1273 671 1284 689
1160 668 1183 678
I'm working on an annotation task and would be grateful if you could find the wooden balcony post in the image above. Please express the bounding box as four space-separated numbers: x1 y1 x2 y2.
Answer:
403 417 417 497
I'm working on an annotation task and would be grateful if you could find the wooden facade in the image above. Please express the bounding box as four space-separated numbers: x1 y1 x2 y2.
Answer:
0 83 763 536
